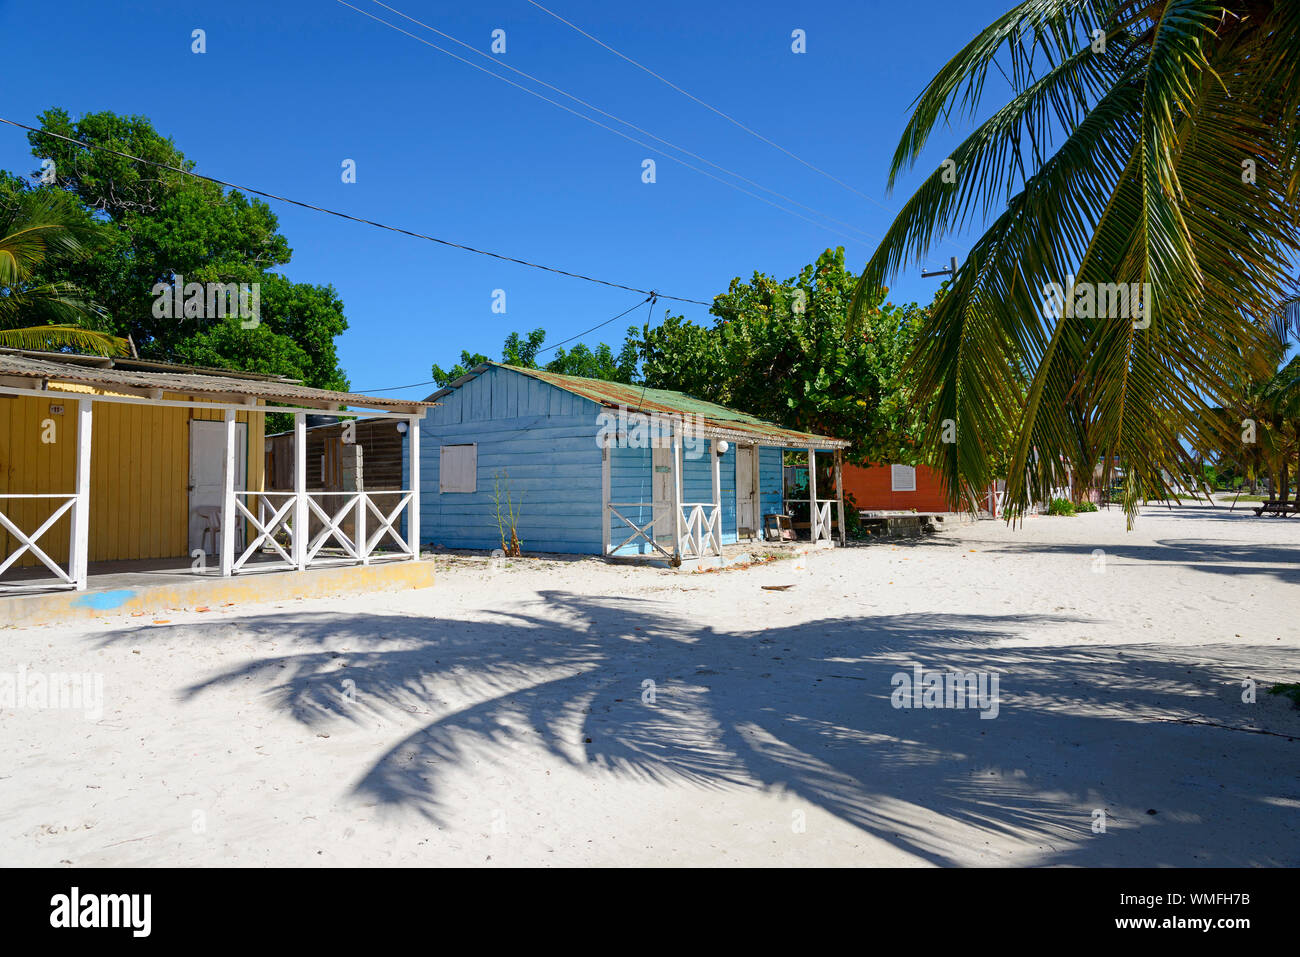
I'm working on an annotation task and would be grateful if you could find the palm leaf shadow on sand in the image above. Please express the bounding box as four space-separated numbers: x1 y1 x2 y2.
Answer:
99 593 1300 866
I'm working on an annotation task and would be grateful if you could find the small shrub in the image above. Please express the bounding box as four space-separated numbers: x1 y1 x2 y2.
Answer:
1074 501 1099 513
1046 497 1076 516
1268 683 1300 708
492 470 523 556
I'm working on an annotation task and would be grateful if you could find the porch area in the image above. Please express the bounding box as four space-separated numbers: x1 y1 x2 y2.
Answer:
0 351 432 615
601 421 849 566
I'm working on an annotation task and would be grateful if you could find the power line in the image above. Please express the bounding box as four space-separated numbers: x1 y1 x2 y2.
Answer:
0 116 712 306
536 293 653 354
334 1 877 248
359 293 654 392
360 0 881 246
527 0 890 210
528 0 970 256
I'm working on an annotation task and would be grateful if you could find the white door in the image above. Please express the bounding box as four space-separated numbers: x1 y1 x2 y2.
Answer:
652 446 675 550
189 420 246 554
736 445 758 538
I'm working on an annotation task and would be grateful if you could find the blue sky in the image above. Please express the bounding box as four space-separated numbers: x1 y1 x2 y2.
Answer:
0 0 1011 396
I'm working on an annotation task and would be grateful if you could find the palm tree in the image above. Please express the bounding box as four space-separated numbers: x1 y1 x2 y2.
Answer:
852 1 1300 523
0 188 126 355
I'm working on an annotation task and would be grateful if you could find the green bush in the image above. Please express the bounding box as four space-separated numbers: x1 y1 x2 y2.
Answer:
1268 683 1300 708
1075 501 1099 513
1046 497 1076 516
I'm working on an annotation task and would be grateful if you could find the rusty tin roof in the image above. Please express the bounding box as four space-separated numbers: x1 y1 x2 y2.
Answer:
0 351 431 413
430 362 849 449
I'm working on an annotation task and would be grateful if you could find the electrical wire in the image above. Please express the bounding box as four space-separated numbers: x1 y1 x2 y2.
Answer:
0 116 713 306
359 292 655 392
526 0 971 256
359 0 882 246
333 1 877 248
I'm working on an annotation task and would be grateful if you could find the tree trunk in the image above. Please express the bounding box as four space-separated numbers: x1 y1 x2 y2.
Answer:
1294 442 1300 508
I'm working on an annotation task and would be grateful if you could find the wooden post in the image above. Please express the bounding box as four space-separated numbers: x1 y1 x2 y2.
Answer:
68 398 93 590
220 409 237 576
293 411 307 570
601 436 611 556
408 414 420 560
710 439 722 556
676 426 686 561
342 442 366 565
834 447 846 547
807 448 818 544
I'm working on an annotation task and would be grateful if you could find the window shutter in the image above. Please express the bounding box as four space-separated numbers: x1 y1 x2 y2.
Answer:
890 464 917 492
440 444 477 493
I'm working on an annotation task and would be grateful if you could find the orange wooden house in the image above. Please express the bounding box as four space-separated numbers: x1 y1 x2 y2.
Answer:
841 463 953 513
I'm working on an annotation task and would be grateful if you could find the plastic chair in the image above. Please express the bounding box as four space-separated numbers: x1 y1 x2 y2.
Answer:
194 505 222 555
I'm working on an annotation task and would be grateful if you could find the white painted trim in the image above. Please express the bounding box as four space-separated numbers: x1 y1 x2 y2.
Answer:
601 437 611 555
69 398 93 589
293 412 307 570
407 412 420 560
671 427 683 563
219 410 237 577
710 439 723 557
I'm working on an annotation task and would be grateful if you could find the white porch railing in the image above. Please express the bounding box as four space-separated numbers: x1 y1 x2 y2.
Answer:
239 492 298 572
0 493 78 587
237 490 414 572
811 499 835 543
678 503 722 559
358 491 415 559
603 502 722 561
606 503 674 559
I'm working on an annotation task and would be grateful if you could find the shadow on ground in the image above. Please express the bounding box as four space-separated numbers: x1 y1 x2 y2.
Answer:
94 587 1300 866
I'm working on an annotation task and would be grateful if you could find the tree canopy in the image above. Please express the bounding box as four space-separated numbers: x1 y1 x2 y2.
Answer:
4 109 350 390
431 248 939 468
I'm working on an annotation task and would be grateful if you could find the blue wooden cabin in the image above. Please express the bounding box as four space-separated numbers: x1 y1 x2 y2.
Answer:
416 363 849 561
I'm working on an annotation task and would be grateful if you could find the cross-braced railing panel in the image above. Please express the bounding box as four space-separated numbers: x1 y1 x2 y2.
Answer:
679 503 722 559
305 492 362 562
812 499 834 543
236 490 415 570
235 492 297 571
0 494 77 585
362 492 414 558
606 503 673 558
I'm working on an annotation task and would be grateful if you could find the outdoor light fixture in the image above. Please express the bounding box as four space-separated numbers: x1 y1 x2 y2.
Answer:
396 421 408 434
716 440 729 455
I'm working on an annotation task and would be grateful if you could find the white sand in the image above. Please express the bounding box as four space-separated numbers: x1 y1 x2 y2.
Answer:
2 505 1297 867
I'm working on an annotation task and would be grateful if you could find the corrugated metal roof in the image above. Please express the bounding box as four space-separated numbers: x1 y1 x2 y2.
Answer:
429 362 849 448
0 347 302 382
0 353 431 412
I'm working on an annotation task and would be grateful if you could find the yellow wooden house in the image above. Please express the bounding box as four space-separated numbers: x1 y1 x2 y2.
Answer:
0 350 428 591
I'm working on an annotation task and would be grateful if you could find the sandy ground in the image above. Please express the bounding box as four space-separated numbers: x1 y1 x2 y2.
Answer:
2 505 1297 867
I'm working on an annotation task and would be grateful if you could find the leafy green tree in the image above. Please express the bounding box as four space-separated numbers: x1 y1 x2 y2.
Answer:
11 109 348 388
0 179 127 355
636 248 934 465
853 0 1300 522
431 326 638 387
430 349 491 388
502 329 546 368
546 337 638 382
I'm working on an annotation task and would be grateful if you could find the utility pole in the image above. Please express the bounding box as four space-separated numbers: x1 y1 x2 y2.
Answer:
921 257 960 281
